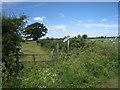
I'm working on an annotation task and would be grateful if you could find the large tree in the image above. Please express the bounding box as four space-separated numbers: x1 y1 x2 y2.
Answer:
82 34 88 39
24 22 48 40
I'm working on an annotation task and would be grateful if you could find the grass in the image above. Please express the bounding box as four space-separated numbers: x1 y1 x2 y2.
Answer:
19 41 51 64
3 39 118 88
12 39 118 88
21 41 50 54
98 75 118 88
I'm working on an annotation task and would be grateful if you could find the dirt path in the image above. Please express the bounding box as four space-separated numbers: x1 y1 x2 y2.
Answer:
99 75 119 88
21 41 49 54
20 41 51 62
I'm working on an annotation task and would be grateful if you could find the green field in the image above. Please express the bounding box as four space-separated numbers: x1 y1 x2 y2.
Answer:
5 38 119 88
19 41 51 63
21 41 50 54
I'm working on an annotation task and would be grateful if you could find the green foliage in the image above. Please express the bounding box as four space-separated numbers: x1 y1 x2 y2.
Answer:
37 37 88 53
77 34 81 38
82 34 88 39
70 37 87 49
37 39 57 52
8 39 118 88
24 22 48 40
2 15 27 83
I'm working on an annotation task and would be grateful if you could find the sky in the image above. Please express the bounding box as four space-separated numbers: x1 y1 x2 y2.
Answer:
1 0 120 2
2 2 118 38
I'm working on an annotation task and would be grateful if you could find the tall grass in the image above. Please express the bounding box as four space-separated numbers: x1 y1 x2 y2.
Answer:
5 39 118 88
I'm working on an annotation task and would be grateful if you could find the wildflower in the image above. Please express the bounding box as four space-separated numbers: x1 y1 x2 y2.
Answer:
43 77 46 80
53 73 57 77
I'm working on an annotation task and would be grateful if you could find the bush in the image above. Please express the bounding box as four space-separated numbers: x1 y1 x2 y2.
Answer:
36 37 88 53
70 38 86 49
2 15 27 84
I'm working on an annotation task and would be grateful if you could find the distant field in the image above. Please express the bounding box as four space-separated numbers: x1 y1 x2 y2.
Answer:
21 41 50 54
19 41 51 64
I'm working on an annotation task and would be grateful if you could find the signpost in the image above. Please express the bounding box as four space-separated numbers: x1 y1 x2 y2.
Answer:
63 35 70 52
57 43 59 55
51 49 54 60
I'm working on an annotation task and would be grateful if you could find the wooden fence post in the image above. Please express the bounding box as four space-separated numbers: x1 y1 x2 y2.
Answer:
57 43 59 55
51 49 54 60
16 48 20 72
33 55 36 64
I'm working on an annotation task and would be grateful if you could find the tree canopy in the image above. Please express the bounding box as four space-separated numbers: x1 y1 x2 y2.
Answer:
24 22 48 40
77 34 81 38
82 34 88 39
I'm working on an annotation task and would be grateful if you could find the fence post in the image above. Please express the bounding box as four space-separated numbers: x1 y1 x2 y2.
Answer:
67 39 70 52
33 55 36 64
57 43 59 55
51 49 54 60
16 48 20 72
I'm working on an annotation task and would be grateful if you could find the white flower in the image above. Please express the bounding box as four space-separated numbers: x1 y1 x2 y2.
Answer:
44 68 49 72
43 77 46 80
53 73 57 77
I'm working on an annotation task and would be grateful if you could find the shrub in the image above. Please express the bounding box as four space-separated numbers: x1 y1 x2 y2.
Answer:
36 37 88 53
2 15 27 85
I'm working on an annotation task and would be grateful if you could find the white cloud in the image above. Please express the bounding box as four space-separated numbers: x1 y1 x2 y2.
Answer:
60 13 65 18
101 19 108 21
78 23 118 28
33 16 46 21
88 20 94 22
47 25 67 32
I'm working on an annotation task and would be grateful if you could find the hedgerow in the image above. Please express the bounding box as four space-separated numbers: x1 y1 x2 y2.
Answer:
2 15 27 86
36 37 89 53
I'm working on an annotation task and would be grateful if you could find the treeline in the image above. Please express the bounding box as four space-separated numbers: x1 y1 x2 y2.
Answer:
88 36 119 39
